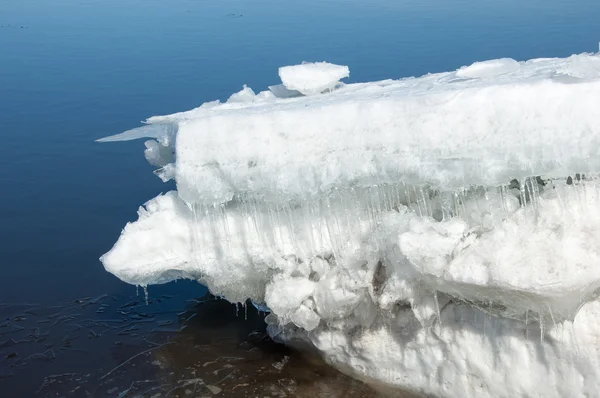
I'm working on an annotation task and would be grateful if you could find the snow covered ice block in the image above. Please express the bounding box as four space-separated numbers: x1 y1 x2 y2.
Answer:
102 53 600 206
99 53 600 397
278 61 349 95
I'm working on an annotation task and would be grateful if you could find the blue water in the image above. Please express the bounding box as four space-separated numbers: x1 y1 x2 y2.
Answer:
1 0 599 303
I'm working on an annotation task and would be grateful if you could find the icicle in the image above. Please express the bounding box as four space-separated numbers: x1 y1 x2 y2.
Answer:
484 188 495 228
434 291 442 326
425 186 433 218
525 309 529 340
245 302 248 321
392 183 401 210
460 188 468 219
528 178 540 223
483 306 487 338
530 178 540 208
302 196 316 256
266 204 277 253
312 197 324 255
143 285 149 305
340 189 353 251
206 204 223 263
381 184 391 212
251 197 262 243
547 304 557 330
403 182 412 215
519 178 527 214
323 197 337 261
475 192 484 228
499 185 509 220
366 186 376 231
440 191 452 221
220 203 233 261
274 202 287 252
413 186 423 217
375 185 385 219
539 314 545 346
331 192 345 256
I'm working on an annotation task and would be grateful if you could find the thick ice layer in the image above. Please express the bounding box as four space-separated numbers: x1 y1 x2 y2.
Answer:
100 52 600 206
99 51 600 397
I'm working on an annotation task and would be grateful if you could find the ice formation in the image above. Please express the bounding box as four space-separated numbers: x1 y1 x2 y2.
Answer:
99 53 600 397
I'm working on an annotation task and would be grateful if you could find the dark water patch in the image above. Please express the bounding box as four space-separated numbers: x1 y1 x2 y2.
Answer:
0 293 386 397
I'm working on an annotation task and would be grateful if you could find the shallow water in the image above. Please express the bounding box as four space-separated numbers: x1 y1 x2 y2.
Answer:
1 0 600 396
0 293 395 397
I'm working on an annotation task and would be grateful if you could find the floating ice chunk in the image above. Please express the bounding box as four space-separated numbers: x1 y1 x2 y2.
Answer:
278 61 349 95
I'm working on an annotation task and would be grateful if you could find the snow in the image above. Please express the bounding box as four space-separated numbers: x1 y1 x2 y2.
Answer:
99 51 600 397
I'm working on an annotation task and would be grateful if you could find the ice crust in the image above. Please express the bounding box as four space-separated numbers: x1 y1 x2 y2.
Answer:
100 53 600 397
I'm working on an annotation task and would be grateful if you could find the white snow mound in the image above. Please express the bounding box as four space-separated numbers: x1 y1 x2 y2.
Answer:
99 52 600 397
